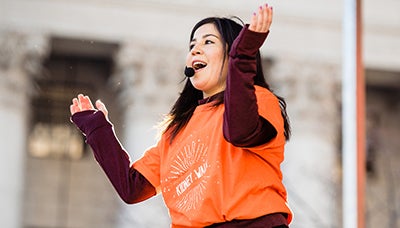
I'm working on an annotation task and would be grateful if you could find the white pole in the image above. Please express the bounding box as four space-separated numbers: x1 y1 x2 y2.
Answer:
342 0 358 227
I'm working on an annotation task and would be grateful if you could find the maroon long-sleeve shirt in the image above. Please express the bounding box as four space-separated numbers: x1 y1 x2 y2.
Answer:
71 26 286 227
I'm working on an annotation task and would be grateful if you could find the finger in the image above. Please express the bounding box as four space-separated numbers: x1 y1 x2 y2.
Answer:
69 98 81 115
95 100 106 113
70 104 79 115
84 95 95 110
72 97 79 107
78 94 94 111
261 4 270 32
77 94 84 110
268 6 273 28
249 12 257 31
95 100 109 119
256 5 264 31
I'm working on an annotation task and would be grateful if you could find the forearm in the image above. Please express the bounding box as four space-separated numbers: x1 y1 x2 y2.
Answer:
223 26 277 147
71 110 156 203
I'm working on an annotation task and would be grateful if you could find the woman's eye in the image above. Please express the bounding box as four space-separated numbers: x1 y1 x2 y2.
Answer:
189 40 214 50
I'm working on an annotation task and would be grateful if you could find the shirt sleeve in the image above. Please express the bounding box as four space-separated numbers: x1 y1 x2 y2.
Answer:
71 110 156 203
223 25 277 147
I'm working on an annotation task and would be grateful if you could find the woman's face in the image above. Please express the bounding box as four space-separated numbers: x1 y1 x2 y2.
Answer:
186 23 228 98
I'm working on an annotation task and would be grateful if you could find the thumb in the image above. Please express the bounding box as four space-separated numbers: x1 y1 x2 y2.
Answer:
95 100 109 119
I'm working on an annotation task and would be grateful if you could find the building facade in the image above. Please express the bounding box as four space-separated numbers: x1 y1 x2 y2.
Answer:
1 0 399 227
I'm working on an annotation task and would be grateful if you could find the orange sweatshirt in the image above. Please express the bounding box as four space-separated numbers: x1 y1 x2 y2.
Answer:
134 86 292 227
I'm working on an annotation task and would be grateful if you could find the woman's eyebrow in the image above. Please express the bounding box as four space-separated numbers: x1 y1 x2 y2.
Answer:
191 34 220 42
203 34 219 39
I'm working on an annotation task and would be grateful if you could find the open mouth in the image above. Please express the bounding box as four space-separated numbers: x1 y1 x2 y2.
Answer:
193 61 207 70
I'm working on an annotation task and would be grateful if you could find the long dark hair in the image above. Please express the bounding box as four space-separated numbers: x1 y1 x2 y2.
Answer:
163 16 291 143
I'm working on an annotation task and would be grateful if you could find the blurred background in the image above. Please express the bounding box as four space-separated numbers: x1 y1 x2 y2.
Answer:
0 0 399 227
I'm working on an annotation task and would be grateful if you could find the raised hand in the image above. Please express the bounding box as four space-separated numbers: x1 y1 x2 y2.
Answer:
70 94 109 119
249 4 273 33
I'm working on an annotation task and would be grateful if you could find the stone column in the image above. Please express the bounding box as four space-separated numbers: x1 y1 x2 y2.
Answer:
270 58 341 227
0 30 49 228
111 41 183 227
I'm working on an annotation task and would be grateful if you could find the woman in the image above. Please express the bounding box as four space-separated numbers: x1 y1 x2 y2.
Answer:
70 4 292 227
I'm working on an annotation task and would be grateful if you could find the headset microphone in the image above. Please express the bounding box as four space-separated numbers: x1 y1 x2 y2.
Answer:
184 66 195 77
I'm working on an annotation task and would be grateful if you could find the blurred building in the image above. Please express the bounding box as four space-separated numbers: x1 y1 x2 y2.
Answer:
1 0 399 227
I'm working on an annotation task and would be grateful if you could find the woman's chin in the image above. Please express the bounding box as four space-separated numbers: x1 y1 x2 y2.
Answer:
190 81 205 91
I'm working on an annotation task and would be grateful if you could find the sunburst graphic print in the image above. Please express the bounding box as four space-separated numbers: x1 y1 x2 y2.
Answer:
164 139 211 213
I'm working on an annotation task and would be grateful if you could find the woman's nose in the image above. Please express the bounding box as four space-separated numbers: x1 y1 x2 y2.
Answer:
191 45 202 55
